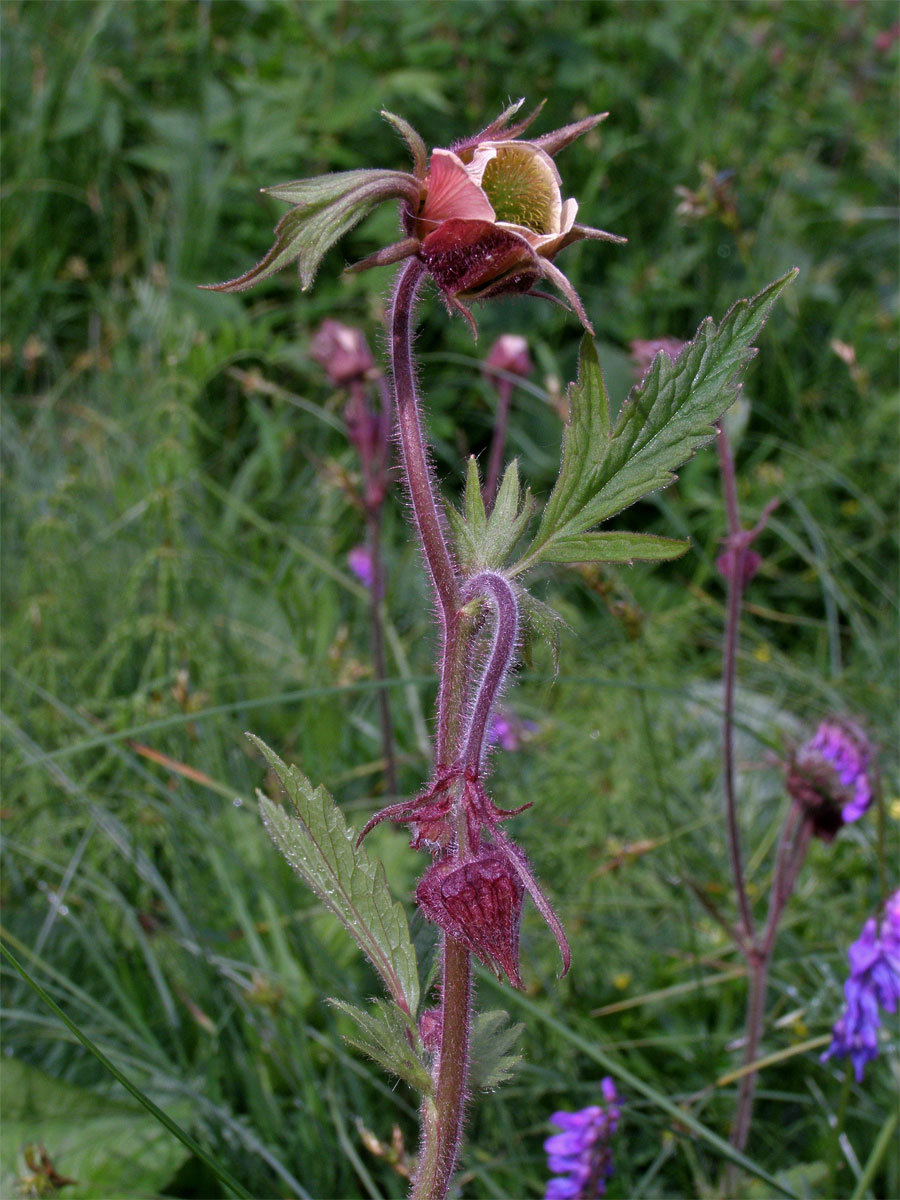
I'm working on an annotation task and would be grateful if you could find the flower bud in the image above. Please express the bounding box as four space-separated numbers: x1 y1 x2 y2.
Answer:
416 848 524 988
485 334 533 380
310 319 376 386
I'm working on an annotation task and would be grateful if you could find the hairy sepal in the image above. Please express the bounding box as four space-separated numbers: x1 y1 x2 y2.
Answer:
329 998 432 1095
251 735 419 1017
202 169 421 293
515 270 798 572
446 457 533 573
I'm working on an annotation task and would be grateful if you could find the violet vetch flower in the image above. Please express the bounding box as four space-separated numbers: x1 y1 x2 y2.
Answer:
348 545 375 588
786 719 874 840
628 336 686 379
822 890 900 1081
544 1079 620 1199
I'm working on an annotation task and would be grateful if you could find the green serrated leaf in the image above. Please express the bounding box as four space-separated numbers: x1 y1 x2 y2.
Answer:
251 735 419 1017
203 169 420 293
516 270 798 572
468 1009 524 1091
449 457 534 573
464 455 488 537
543 531 689 564
329 999 433 1096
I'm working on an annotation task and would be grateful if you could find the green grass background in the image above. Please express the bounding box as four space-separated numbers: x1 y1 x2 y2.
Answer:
2 1 897 1197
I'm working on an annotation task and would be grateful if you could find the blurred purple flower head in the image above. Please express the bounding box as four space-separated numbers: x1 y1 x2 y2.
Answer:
786 719 874 841
487 710 538 752
544 1080 620 1199
310 319 376 386
485 333 533 380
822 890 900 1081
348 545 374 588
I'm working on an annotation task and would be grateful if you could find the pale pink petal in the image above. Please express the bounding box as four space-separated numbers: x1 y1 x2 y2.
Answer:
559 197 578 233
420 149 495 228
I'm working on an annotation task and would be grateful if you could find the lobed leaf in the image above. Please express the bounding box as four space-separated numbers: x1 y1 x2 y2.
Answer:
329 998 433 1096
251 735 419 1017
515 270 798 572
202 169 421 293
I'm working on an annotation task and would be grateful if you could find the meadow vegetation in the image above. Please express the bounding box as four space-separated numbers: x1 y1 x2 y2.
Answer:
2 2 897 1197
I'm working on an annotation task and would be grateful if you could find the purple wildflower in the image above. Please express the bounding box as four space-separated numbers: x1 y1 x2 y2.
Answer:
786 719 874 841
348 544 374 588
822 890 900 1081
544 1080 620 1200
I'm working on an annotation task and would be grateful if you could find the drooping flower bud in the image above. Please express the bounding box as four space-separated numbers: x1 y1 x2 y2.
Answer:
416 847 525 988
310 319 376 386
485 334 533 380
786 719 874 840
629 336 686 379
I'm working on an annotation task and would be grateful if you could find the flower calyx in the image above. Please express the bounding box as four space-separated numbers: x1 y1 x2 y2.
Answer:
417 844 526 988
357 763 569 985
203 101 624 334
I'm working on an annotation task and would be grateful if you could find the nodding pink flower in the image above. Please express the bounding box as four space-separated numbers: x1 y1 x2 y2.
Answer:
205 101 625 335
347 545 375 588
485 333 533 381
822 890 900 1080
544 1081 620 1199
309 319 376 386
411 104 625 333
786 719 875 841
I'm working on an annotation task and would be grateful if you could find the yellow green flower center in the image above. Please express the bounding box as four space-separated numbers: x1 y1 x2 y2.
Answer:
480 146 557 234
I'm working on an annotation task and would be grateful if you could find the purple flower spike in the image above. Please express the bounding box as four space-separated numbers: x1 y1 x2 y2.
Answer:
786 718 874 841
822 890 900 1081
544 1082 620 1200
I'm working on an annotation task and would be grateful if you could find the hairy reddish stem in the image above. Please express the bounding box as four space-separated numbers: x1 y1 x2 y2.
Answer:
391 260 473 1200
460 571 519 774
